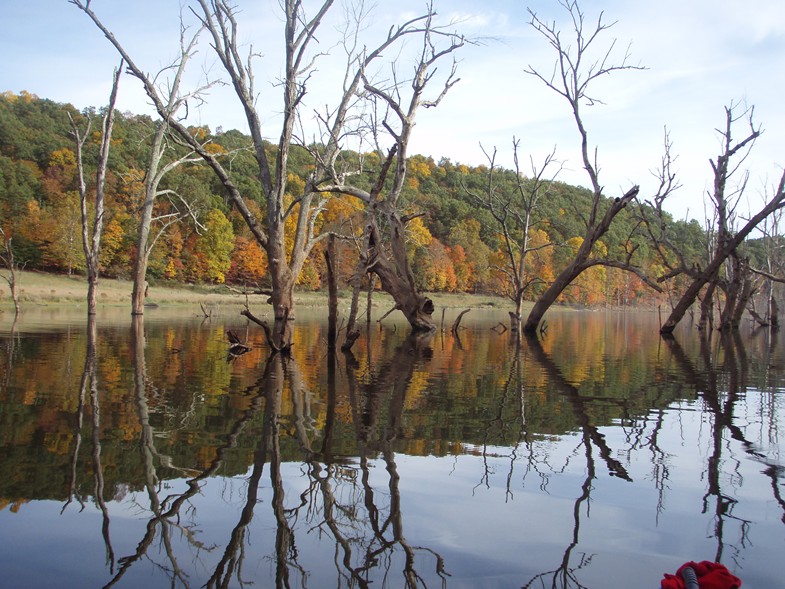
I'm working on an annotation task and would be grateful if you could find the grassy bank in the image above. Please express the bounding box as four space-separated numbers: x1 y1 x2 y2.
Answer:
0 270 511 312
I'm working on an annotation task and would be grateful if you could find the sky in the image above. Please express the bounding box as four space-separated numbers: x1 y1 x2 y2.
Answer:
3 0 784 222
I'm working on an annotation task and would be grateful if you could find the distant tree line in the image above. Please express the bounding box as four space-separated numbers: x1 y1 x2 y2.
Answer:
0 90 718 303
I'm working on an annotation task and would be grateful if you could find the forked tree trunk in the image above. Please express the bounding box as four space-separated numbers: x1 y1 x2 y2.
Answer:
661 184 785 334
132 124 165 316
523 186 639 334
366 215 435 333
72 63 122 316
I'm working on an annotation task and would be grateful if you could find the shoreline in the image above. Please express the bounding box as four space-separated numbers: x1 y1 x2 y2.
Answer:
0 270 511 312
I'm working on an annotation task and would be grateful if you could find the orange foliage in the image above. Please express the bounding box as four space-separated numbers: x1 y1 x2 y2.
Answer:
227 236 268 284
449 244 475 292
421 239 457 292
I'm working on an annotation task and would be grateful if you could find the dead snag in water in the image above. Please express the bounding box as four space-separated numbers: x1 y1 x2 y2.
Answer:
226 330 251 359
452 309 471 335
240 307 291 354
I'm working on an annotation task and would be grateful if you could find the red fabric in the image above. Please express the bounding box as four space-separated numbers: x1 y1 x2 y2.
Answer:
661 561 741 589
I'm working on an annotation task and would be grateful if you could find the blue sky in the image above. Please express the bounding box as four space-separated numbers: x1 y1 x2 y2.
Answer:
3 0 784 222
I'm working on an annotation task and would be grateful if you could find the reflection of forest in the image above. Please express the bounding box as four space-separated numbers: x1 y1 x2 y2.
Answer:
1 312 784 505
1 311 784 587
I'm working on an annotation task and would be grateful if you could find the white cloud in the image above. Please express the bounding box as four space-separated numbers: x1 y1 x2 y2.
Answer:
2 0 783 222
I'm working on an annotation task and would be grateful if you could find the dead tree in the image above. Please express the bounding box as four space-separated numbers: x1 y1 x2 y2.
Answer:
131 24 209 316
73 0 463 352
316 9 464 348
0 227 20 315
522 1 661 334
746 202 785 328
69 61 122 316
659 104 785 335
464 141 561 331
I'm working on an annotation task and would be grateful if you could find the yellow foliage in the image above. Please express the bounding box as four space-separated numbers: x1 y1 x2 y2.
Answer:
405 215 433 248
204 142 227 155
164 258 177 279
49 148 76 170
408 157 432 178
566 236 584 254
321 196 360 228
286 172 306 197
99 214 129 271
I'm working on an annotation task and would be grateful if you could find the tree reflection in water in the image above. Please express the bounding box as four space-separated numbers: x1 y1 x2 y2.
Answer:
100 320 447 589
664 331 785 567
518 333 624 589
62 315 115 572
2 311 784 588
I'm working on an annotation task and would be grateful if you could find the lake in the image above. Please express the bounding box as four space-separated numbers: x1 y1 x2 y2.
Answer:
0 305 783 588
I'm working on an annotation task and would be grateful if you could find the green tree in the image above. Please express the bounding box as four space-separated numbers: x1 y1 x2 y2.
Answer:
197 209 234 284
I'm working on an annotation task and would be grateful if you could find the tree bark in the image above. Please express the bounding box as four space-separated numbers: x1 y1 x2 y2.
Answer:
72 62 122 316
324 234 338 348
524 186 639 333
660 176 785 334
365 214 435 332
0 229 20 316
131 124 164 316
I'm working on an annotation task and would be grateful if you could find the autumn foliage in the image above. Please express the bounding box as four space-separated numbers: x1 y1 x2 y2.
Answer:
0 91 724 307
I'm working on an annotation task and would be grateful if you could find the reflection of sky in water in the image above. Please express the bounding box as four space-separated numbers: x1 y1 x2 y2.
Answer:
2 396 781 589
2 309 784 589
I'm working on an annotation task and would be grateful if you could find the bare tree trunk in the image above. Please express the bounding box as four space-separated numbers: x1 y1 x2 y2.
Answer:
698 280 717 332
74 1 462 344
522 4 661 334
71 62 122 316
324 234 338 348
731 270 754 329
523 188 640 333
0 229 20 316
661 172 785 334
366 274 375 327
131 124 164 316
771 297 780 329
719 255 744 331
366 213 436 332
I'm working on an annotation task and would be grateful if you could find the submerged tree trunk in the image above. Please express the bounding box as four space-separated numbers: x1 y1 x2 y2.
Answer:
269 266 296 352
660 105 785 335
324 234 338 349
74 1 462 347
523 186 640 333
522 4 661 334
72 63 122 316
365 212 435 332
660 180 785 334
697 278 717 332
131 127 161 316
0 229 20 316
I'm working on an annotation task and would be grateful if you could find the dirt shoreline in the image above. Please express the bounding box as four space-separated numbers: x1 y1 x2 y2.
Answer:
0 270 509 311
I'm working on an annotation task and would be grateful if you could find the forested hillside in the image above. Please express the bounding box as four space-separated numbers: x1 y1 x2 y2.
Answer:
0 91 746 307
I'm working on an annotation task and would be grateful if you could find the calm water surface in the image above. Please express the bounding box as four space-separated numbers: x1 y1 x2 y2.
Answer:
0 306 783 589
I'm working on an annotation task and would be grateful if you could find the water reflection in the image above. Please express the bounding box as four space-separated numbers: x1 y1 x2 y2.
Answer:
0 309 783 588
664 332 785 566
